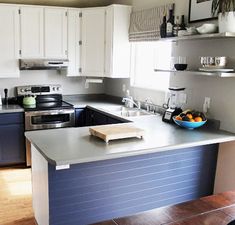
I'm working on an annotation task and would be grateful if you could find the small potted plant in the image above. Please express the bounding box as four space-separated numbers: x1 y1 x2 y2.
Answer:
211 0 235 33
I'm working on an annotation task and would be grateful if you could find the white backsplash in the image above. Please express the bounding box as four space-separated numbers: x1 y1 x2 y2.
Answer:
0 70 105 97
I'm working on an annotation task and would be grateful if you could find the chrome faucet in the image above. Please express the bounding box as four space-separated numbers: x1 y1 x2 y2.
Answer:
122 97 141 109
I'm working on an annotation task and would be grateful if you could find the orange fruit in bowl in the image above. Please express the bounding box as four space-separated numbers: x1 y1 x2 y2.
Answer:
175 116 182 121
186 114 193 119
189 118 195 122
194 116 202 122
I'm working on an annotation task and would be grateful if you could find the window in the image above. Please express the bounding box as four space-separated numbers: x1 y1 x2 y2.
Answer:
130 41 172 91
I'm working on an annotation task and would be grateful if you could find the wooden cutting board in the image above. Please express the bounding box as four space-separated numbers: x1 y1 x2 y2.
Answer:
89 124 145 143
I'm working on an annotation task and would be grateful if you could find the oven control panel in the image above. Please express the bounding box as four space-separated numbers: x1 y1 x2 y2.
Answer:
16 84 62 96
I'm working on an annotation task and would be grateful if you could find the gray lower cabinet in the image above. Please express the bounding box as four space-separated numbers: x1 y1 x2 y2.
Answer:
0 112 26 165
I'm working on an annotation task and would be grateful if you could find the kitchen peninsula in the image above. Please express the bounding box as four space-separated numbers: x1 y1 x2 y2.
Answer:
25 107 235 225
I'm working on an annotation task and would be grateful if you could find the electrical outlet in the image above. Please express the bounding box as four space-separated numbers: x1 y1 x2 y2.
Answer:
205 97 211 108
165 91 170 102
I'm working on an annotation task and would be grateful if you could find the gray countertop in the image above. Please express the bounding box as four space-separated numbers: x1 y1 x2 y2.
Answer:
63 94 123 109
0 104 24 113
25 99 235 166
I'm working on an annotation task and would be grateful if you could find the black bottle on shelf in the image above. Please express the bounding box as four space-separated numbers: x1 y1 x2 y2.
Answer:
166 9 174 37
180 15 186 30
160 15 167 38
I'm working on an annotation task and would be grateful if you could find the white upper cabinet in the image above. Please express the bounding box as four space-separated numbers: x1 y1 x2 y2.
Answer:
44 8 68 59
81 8 105 77
80 5 131 78
0 5 19 78
105 5 132 78
67 9 81 77
20 6 44 58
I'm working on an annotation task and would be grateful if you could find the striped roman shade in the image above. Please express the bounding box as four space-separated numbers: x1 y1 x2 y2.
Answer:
129 3 174 41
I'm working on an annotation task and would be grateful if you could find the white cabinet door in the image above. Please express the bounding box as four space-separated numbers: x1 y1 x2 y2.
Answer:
67 9 81 77
105 5 131 78
81 8 105 77
20 6 44 58
44 8 67 59
0 5 19 78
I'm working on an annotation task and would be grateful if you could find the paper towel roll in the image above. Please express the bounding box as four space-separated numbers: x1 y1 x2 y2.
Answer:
85 78 103 84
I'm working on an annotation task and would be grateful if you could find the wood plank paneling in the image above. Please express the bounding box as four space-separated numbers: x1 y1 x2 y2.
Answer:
2 166 235 225
48 144 218 225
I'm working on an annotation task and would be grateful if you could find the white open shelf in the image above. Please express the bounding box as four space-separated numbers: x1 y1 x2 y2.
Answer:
154 69 235 78
158 32 235 42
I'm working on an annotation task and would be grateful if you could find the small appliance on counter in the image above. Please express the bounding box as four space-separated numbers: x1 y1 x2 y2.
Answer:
162 87 186 123
22 95 36 107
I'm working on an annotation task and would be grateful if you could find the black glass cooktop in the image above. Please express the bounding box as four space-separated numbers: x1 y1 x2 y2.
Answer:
23 100 74 111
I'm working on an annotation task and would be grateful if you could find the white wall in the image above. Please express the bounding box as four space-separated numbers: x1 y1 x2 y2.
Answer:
0 70 104 97
105 0 235 133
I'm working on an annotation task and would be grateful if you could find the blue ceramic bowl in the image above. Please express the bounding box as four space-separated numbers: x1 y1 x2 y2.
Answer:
173 116 207 129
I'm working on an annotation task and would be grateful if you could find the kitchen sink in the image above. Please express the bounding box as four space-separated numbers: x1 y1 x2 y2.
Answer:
111 107 152 117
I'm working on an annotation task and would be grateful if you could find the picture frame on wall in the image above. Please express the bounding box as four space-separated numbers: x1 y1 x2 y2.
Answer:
188 0 217 23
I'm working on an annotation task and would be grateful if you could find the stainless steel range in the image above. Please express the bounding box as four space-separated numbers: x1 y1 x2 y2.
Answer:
16 84 75 166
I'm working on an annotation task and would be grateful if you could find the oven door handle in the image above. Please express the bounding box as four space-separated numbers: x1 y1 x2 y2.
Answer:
25 109 74 116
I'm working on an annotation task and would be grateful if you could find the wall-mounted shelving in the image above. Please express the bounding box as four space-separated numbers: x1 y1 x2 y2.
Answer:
158 32 235 42
154 69 235 77
155 33 235 77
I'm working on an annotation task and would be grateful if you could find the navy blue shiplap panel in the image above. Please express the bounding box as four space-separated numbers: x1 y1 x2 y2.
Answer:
48 144 218 225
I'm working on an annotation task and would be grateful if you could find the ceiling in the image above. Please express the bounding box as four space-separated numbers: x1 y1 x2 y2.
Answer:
0 0 132 7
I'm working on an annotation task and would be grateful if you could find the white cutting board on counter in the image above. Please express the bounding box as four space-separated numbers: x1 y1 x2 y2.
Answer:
89 124 145 143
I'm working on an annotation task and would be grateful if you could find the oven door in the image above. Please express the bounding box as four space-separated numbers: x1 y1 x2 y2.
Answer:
25 109 75 131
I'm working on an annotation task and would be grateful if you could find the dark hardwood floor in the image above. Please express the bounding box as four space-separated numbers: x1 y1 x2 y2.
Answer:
93 191 235 225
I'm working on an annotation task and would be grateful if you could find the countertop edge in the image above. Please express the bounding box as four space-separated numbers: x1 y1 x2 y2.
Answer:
26 132 235 166
0 105 24 113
